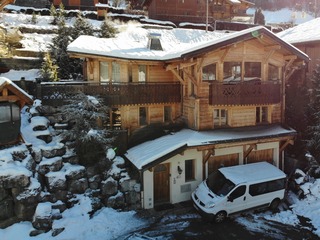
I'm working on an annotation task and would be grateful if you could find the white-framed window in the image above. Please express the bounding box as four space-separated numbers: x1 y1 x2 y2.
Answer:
214 109 228 127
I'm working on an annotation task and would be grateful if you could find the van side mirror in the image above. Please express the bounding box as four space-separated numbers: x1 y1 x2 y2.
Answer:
228 196 234 202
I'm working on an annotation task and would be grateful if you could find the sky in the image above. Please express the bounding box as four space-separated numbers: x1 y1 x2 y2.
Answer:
0 4 320 240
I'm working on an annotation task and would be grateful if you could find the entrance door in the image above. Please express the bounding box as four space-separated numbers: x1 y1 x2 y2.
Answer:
154 163 170 204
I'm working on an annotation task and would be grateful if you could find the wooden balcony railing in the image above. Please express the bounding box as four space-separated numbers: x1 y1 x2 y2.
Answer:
209 82 281 106
37 82 182 106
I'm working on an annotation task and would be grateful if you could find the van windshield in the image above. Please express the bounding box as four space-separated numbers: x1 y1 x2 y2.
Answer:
206 170 235 196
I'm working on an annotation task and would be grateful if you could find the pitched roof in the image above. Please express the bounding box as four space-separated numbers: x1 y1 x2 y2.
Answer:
277 17 320 45
0 77 33 105
68 25 309 62
124 124 296 170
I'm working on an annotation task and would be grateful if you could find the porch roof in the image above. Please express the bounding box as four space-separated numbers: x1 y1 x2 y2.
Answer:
124 124 296 170
0 77 33 105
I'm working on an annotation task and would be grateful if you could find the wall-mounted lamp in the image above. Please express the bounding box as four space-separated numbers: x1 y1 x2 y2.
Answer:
177 166 183 175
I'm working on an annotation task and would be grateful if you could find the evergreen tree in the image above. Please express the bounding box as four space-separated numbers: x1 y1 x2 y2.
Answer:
254 8 265 25
99 15 117 38
40 52 58 81
71 13 94 40
31 11 38 24
306 61 320 159
50 4 58 25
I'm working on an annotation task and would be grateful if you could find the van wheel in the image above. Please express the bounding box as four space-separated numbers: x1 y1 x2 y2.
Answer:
214 211 227 223
269 199 280 211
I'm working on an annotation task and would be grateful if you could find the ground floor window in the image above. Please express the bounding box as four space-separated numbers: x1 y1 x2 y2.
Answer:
139 107 148 126
185 159 195 182
164 106 172 123
214 109 228 127
256 106 268 124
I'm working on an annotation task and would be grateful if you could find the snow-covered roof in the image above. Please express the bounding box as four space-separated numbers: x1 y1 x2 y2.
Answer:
277 17 320 45
0 77 33 103
68 25 309 62
125 125 296 170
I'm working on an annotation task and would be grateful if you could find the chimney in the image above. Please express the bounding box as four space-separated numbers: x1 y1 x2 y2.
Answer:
147 33 163 51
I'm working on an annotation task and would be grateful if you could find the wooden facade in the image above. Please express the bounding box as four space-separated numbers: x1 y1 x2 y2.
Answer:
50 0 107 10
143 0 254 25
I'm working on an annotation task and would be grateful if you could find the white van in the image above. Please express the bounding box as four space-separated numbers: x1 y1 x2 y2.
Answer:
191 162 286 223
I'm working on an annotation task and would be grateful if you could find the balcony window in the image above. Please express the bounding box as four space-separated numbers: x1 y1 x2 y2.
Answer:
214 109 228 126
268 64 280 81
100 62 109 82
112 62 120 82
164 106 172 122
139 107 148 126
256 106 268 124
223 62 241 83
185 159 195 182
202 63 216 81
138 65 146 82
244 62 261 81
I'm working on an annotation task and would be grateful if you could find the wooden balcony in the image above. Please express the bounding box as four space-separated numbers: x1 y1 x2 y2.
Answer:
37 82 182 106
209 82 281 106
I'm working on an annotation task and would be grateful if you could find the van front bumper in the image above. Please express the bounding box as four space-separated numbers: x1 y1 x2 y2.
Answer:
191 193 215 221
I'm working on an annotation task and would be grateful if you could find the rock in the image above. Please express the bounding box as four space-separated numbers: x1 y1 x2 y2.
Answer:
120 179 137 192
52 200 67 213
42 146 66 159
38 157 63 175
32 202 52 231
29 229 47 237
51 190 70 202
64 163 86 180
0 174 30 189
106 191 125 209
0 197 14 221
88 175 101 190
101 177 118 196
0 188 9 202
68 178 88 194
45 172 67 192
14 201 37 220
35 105 59 115
31 148 42 163
52 227 65 237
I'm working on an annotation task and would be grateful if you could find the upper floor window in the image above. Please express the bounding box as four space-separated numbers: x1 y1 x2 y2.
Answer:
214 109 228 127
268 64 280 81
112 62 120 82
138 65 147 82
244 62 261 81
100 62 109 82
256 106 268 124
202 63 217 81
223 62 241 82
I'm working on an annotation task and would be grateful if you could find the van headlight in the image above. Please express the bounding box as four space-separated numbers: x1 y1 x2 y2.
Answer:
206 201 215 208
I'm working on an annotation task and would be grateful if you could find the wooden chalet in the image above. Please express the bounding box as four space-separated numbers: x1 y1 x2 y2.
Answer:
51 25 308 208
142 0 254 25
0 77 33 145
50 0 108 10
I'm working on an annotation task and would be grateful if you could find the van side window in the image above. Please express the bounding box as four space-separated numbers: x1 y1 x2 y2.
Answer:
249 178 285 196
229 185 246 200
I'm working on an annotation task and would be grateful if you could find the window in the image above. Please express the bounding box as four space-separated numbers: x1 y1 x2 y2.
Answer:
244 62 261 80
164 106 172 122
202 63 216 81
100 62 109 82
138 65 146 82
0 103 20 123
249 178 285 196
185 159 195 182
139 107 147 126
223 62 241 82
256 106 268 124
268 64 280 81
112 62 120 82
214 109 228 127
229 185 246 200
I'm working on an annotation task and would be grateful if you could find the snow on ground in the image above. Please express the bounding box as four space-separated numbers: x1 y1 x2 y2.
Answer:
0 195 147 240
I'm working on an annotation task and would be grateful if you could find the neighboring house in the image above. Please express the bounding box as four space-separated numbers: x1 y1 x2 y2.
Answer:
277 17 320 86
0 0 14 11
50 0 108 10
53 25 308 209
0 77 33 145
142 0 254 25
